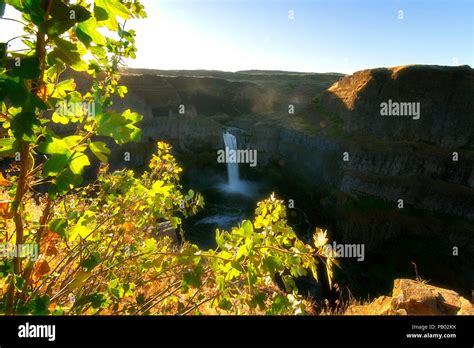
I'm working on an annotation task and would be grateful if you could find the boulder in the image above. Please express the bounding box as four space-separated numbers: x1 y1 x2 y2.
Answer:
345 278 474 315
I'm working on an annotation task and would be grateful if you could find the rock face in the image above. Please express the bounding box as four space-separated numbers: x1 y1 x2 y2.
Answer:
98 70 344 171
119 74 271 116
106 66 474 239
345 279 474 315
321 65 474 148
312 65 474 221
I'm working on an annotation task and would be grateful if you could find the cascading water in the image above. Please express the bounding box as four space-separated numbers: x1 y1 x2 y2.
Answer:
223 131 240 189
183 129 260 248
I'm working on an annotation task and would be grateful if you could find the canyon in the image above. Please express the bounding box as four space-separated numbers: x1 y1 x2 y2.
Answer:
69 65 474 300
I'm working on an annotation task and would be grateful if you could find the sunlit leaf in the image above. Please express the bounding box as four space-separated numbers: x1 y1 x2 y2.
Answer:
89 141 110 162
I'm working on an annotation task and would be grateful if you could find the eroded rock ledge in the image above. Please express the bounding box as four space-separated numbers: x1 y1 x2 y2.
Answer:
345 279 474 315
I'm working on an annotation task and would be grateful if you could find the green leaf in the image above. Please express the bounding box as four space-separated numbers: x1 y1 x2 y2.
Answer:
104 1 131 20
63 135 82 147
90 45 106 58
70 59 88 72
69 5 91 22
218 297 232 311
21 38 35 49
89 141 110 162
215 230 226 249
47 39 85 68
39 18 75 37
48 46 80 66
251 292 267 310
141 238 157 254
93 5 108 21
38 137 69 155
95 0 130 31
0 75 28 107
55 78 76 94
48 168 82 198
262 255 283 276
68 213 92 241
48 218 68 238
11 111 39 142
13 274 25 290
96 111 142 144
242 220 253 236
43 154 69 176
80 252 100 272
11 55 40 79
51 113 69 124
0 137 18 156
28 295 50 315
69 152 90 175
73 292 109 310
76 19 106 46
48 0 70 20
122 109 142 122
44 1 90 30
67 91 82 103
267 295 290 314
6 0 44 25
182 266 204 289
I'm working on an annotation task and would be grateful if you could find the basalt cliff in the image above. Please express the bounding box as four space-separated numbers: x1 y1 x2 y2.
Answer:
105 65 474 221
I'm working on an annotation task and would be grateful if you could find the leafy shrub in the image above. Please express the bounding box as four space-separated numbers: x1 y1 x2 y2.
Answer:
0 0 334 315
1 141 334 314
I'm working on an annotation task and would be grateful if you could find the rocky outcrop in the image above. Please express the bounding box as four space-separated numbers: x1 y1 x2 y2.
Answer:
111 66 474 221
321 65 474 148
303 65 474 221
345 278 474 315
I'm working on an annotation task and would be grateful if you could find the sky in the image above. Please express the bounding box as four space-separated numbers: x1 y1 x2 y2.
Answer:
1 0 473 74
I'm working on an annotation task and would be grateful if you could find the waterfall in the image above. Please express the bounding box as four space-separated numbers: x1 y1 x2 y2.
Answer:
223 131 240 189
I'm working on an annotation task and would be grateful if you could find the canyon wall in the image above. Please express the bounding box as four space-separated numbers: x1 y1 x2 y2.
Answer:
317 65 474 220
108 66 474 223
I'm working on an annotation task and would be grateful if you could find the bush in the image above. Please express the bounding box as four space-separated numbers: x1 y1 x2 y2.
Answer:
1 142 334 315
0 0 334 315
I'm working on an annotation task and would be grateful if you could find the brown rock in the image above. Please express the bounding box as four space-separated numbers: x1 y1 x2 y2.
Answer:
393 279 463 315
345 278 474 315
346 296 395 315
458 297 474 315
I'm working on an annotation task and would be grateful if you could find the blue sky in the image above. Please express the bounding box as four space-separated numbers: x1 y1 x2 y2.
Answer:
128 0 473 73
1 0 473 73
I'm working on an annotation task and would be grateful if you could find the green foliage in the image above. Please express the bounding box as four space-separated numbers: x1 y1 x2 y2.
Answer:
0 0 147 314
1 0 147 198
1 139 335 315
208 194 335 314
0 0 335 316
